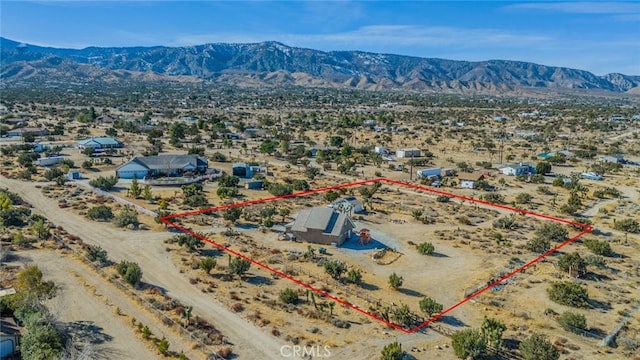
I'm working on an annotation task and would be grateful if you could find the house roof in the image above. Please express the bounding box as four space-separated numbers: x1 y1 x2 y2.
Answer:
458 172 485 181
329 197 363 209
78 137 122 147
502 162 536 170
117 155 207 171
291 207 354 237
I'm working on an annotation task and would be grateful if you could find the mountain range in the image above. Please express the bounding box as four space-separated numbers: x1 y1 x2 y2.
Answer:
2 37 639 94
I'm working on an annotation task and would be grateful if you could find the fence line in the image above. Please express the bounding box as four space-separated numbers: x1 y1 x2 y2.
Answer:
73 181 158 218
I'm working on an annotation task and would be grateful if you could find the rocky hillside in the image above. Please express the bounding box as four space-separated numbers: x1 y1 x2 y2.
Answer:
2 37 639 93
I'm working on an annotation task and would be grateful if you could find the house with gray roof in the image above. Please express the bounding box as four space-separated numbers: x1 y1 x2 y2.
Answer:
115 155 208 179
285 207 355 246
78 137 124 150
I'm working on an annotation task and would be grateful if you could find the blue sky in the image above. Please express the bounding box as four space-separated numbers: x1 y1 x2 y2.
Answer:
1 1 639 75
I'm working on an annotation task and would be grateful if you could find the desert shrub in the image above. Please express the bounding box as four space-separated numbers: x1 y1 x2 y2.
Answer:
558 311 587 333
614 218 640 233
547 281 589 307
436 195 451 202
388 272 403 290
113 208 139 228
89 175 118 191
324 260 346 280
86 245 109 266
87 205 114 221
380 341 403 360
451 328 487 359
526 237 550 253
279 288 298 305
116 261 142 287
416 242 435 255
519 333 559 360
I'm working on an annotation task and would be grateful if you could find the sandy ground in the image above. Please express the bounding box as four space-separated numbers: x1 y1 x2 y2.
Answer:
0 175 293 360
7 249 191 360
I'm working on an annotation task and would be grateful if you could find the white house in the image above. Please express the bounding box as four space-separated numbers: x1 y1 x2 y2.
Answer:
458 172 485 189
374 146 389 155
395 148 421 158
500 162 536 176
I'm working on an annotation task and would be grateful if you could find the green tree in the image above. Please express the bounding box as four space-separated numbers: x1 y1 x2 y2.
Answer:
176 234 204 253
419 297 443 318
536 161 552 175
451 328 487 359
324 260 347 280
157 337 170 355
116 261 143 287
380 341 403 360
481 317 506 348
228 256 251 278
13 266 57 305
20 322 64 360
347 268 363 285
392 303 413 327
31 218 48 239
223 207 242 224
519 333 559 360
558 311 587 334
547 281 589 307
267 183 293 196
0 192 13 210
129 178 142 198
557 252 587 278
388 272 403 290
279 288 299 304
324 190 340 202
218 175 240 188
278 207 291 222
199 257 217 274
217 186 239 199
142 185 153 201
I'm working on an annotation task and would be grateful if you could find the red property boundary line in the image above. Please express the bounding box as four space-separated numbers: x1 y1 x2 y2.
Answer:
161 178 593 334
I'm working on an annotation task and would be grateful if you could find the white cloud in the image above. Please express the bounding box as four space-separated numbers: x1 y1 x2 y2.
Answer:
504 2 640 14
171 25 551 50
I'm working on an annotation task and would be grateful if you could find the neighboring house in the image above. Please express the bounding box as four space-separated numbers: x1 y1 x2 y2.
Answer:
286 207 355 246
232 163 267 178
600 155 625 163
374 146 389 155
395 148 421 158
581 172 603 180
243 128 267 138
244 180 264 190
362 119 377 127
77 137 124 150
37 156 63 167
115 155 208 179
328 196 365 213
95 114 116 124
6 127 49 138
500 162 536 176
458 172 485 189
493 115 509 122
0 316 20 359
232 163 253 178
32 142 48 153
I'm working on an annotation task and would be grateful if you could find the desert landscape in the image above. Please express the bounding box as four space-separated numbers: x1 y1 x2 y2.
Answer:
1 79 639 360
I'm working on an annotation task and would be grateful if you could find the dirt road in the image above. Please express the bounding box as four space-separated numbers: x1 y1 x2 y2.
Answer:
9 250 166 359
1 176 290 359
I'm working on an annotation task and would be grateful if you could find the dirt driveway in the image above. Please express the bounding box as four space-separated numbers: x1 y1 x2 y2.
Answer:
9 250 169 359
